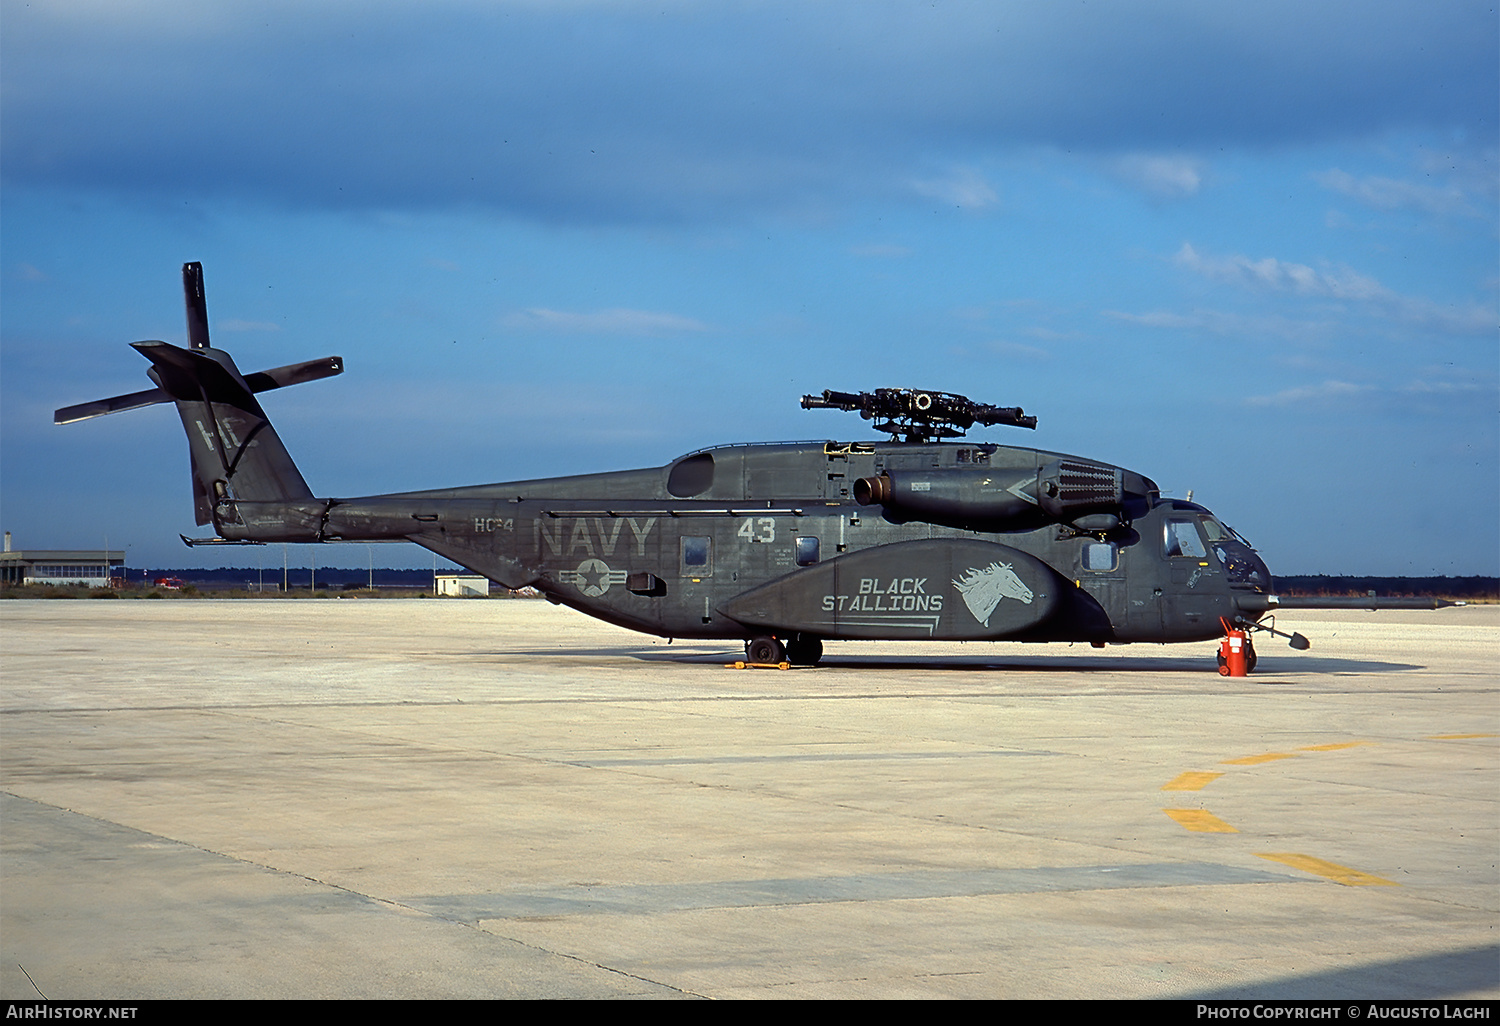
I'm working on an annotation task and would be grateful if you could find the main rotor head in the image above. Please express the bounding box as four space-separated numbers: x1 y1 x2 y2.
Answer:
800 388 1037 443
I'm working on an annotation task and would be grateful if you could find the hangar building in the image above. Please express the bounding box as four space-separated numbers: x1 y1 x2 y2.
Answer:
0 533 126 587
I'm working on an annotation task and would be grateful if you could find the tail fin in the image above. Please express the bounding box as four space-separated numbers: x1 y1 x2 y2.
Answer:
55 263 343 532
133 339 314 525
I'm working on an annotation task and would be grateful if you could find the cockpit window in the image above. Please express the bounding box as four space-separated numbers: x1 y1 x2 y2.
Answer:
1200 517 1226 542
1164 518 1207 558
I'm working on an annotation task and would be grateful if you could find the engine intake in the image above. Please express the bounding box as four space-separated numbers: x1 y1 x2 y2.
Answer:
854 468 1045 531
855 460 1129 532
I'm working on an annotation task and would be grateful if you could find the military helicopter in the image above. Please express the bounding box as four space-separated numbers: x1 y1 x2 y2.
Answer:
58 264 1454 671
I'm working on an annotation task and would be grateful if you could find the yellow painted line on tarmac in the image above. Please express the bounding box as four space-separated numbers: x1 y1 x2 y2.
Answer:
1221 752 1300 765
1162 735 1479 858
1163 809 1239 833
1255 853 1398 887
1161 771 1223 791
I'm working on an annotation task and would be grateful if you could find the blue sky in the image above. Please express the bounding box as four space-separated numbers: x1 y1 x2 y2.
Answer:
2 0 1495 575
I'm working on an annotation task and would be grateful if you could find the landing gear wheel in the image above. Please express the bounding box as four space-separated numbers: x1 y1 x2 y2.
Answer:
745 636 785 664
785 636 823 666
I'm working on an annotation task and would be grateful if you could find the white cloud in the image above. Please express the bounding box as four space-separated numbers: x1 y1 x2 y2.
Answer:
1103 307 1334 344
1243 380 1369 407
1244 375 1496 409
1400 379 1490 396
1104 310 1199 330
501 307 710 335
1174 243 1386 300
911 167 998 211
1113 154 1203 199
1314 168 1476 218
1172 243 1496 336
1392 299 1497 336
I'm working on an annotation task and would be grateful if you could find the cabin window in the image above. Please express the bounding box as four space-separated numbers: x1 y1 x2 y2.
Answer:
795 536 820 566
1164 518 1207 558
1081 541 1117 572
680 535 712 576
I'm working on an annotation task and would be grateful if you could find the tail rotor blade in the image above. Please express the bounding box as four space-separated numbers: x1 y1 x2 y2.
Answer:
54 384 169 425
183 261 210 350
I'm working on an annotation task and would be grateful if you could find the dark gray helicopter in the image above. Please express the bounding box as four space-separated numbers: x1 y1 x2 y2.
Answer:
58 264 1452 671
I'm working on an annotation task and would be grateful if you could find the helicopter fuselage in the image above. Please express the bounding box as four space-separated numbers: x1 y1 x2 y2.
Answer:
219 437 1276 651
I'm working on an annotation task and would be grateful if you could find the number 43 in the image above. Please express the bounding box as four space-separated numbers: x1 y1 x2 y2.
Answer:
737 517 776 543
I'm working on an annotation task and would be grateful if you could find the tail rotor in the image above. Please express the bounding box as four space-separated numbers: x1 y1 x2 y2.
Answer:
54 262 345 534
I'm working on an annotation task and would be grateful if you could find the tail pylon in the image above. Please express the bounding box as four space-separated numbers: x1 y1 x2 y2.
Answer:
54 263 343 536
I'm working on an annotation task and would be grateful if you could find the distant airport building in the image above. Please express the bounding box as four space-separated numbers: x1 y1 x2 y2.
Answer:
0 532 125 587
435 574 490 597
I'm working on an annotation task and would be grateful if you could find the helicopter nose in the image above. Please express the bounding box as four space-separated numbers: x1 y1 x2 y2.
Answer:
1218 543 1277 618
1235 551 1277 618
1249 550 1273 586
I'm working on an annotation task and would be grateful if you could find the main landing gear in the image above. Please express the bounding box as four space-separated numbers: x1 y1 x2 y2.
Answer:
745 635 823 666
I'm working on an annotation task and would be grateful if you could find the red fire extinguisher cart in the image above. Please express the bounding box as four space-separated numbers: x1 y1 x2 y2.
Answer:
1218 617 1248 676
1212 612 1248 678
